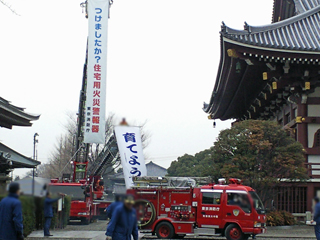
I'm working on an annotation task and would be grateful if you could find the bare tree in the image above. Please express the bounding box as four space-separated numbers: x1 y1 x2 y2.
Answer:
0 0 20 15
35 113 150 179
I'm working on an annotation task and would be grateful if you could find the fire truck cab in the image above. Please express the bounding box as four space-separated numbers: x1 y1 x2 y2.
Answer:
128 178 266 240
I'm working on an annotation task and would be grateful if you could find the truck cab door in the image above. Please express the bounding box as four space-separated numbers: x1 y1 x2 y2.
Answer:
197 189 223 228
224 190 253 229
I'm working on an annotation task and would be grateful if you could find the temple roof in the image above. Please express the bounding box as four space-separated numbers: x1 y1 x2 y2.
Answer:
272 0 320 23
204 1 320 120
223 5 320 52
295 0 320 13
0 142 40 169
0 97 40 129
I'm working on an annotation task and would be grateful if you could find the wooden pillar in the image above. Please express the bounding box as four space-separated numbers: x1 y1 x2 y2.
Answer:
297 104 308 148
307 183 314 212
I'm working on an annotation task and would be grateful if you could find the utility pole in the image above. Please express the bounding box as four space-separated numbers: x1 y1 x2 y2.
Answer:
32 133 39 195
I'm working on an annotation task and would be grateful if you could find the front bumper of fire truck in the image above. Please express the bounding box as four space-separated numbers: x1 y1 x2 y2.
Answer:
253 221 266 234
252 227 266 235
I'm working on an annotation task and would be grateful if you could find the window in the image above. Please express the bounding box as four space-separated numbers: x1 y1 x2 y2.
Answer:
227 193 252 213
202 192 221 205
49 185 85 200
313 129 320 147
249 191 265 214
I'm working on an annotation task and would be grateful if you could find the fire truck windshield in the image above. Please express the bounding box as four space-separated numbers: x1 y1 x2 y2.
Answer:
249 191 265 214
49 185 85 200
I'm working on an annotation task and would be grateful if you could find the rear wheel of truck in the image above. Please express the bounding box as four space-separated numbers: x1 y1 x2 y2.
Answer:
225 224 245 240
155 222 175 239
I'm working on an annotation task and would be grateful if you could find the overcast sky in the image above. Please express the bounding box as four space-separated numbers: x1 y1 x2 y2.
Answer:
0 0 273 177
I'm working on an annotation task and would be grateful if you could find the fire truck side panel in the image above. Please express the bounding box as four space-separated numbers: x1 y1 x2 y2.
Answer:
171 221 194 234
128 188 196 234
195 188 224 228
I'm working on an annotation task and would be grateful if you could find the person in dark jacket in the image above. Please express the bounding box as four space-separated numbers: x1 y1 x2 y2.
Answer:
312 196 320 240
105 194 123 219
44 192 63 237
0 182 24 240
105 195 138 240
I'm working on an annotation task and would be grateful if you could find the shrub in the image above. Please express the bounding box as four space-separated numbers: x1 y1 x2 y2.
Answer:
62 196 71 226
34 196 44 230
267 210 296 226
20 196 36 236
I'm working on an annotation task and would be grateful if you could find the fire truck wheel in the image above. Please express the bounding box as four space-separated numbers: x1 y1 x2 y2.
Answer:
225 224 245 240
155 222 175 239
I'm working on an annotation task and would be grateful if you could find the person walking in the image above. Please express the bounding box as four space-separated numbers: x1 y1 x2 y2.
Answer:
44 192 63 237
312 196 320 240
105 195 138 240
105 194 123 219
0 182 24 240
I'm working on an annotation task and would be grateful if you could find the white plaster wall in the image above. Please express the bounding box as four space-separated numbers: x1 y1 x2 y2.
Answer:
308 87 320 97
308 123 320 148
308 155 320 175
308 105 320 117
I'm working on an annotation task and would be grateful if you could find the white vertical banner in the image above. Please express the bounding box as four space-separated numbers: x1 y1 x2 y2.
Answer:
114 126 147 189
84 0 109 144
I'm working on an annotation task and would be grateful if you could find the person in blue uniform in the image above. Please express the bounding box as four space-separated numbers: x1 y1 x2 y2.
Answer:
44 192 63 237
105 195 138 240
0 182 24 240
312 196 320 240
105 194 123 219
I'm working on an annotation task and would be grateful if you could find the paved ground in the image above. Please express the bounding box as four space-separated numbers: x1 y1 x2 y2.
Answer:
27 221 317 240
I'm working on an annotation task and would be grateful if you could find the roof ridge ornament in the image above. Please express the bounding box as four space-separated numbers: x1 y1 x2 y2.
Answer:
221 21 227 33
244 21 251 33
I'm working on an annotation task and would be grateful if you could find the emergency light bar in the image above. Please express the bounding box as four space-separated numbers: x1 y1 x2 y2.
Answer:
229 178 242 185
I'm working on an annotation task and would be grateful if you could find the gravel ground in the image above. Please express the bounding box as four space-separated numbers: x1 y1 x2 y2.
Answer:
56 221 317 239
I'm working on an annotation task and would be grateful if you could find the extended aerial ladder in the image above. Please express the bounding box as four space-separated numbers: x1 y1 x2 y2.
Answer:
72 0 116 184
87 136 119 177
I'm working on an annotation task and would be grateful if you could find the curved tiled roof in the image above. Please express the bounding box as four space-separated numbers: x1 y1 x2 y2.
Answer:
222 5 320 52
294 0 320 13
0 142 40 168
0 97 40 129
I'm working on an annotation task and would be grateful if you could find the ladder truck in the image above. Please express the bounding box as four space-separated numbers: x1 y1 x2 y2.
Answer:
48 135 119 224
48 0 116 224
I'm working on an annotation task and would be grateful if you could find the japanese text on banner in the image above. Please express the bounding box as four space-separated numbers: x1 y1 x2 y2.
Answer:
114 126 147 188
84 0 109 144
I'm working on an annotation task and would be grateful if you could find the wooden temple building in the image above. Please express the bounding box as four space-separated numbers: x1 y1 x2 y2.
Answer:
0 97 40 193
204 0 320 213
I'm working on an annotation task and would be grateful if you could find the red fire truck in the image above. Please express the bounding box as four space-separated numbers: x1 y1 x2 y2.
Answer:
128 178 266 240
47 136 119 224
